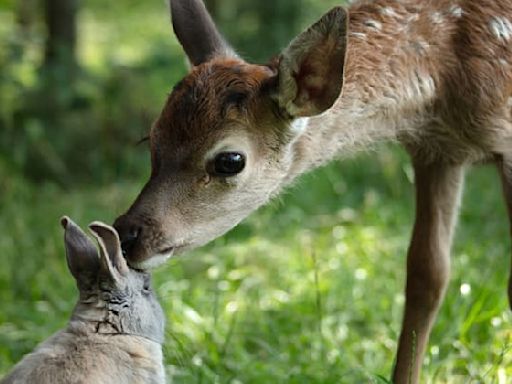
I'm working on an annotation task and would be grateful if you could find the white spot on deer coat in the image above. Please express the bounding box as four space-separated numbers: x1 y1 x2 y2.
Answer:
350 32 367 40
380 7 399 18
489 16 512 41
364 20 382 30
449 5 463 18
430 12 444 24
404 72 436 103
416 74 436 99
407 14 419 23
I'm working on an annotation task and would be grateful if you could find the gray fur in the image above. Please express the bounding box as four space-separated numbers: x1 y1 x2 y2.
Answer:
1 217 165 384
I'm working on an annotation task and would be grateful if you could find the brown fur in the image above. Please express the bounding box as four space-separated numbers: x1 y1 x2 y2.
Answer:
115 1 512 382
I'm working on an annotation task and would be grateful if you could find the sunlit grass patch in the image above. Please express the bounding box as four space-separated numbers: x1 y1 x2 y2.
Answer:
0 147 511 382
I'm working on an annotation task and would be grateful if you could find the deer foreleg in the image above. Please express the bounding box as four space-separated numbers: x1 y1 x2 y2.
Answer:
392 161 465 384
497 154 512 309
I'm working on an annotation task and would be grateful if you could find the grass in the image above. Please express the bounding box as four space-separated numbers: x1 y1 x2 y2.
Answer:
1 0 511 381
1 145 511 383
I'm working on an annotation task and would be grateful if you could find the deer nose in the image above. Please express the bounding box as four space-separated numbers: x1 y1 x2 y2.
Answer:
113 216 141 257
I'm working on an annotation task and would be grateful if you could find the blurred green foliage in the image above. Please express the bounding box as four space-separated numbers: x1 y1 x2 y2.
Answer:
0 0 342 185
0 0 511 382
1 0 183 183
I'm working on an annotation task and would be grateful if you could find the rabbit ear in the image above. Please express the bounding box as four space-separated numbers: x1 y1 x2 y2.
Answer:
61 216 99 288
88 221 129 284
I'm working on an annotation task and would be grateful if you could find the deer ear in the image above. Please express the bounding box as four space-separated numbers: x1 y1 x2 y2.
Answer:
61 216 99 288
89 222 129 284
277 7 348 117
170 0 236 66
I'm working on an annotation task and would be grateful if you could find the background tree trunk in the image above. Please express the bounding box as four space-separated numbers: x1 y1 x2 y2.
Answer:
43 0 78 82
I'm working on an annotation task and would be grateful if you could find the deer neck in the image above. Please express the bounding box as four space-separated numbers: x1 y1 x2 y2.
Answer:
285 0 457 180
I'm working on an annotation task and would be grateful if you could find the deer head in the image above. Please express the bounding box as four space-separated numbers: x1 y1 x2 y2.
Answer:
114 0 348 269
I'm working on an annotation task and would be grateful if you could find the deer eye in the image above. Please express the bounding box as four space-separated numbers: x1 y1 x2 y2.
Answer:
210 152 246 176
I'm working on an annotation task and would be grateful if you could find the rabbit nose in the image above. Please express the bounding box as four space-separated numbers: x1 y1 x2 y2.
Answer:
113 216 141 257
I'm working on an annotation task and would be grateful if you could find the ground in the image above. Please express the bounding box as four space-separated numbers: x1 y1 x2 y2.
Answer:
1 146 510 383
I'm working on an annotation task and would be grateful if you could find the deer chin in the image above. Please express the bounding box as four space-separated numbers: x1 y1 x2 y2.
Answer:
130 250 174 270
128 246 181 270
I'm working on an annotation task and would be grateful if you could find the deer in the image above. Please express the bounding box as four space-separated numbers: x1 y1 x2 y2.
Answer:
1 218 166 384
113 0 512 382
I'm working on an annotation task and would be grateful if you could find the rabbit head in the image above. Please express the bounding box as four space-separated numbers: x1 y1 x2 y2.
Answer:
61 217 165 344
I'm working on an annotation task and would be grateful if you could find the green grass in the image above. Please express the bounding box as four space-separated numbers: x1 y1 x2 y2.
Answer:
1 0 511 381
1 146 511 383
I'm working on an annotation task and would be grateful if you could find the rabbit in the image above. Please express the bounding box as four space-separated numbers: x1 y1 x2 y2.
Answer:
1 217 166 384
